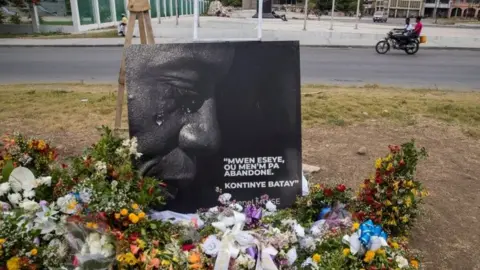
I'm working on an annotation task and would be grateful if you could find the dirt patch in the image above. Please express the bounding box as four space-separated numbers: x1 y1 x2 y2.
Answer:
303 119 480 270
1 83 479 268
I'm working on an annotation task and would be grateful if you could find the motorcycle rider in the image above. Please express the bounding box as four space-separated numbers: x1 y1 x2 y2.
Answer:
412 16 423 38
394 17 414 47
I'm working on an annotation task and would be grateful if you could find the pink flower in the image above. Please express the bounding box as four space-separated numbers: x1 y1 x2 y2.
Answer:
73 256 79 267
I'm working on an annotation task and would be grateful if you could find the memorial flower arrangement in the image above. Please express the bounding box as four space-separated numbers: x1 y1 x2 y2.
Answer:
0 128 427 269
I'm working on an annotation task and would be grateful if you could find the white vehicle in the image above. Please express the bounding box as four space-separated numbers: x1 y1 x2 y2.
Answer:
373 11 388 23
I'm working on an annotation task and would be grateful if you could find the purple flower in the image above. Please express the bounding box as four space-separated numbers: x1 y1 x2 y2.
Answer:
245 204 263 226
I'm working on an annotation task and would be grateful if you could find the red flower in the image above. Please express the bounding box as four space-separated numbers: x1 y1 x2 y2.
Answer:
61 163 68 169
336 184 346 192
148 187 155 195
399 159 405 166
128 232 140 243
375 174 383 184
323 188 334 197
365 195 374 204
182 244 196 251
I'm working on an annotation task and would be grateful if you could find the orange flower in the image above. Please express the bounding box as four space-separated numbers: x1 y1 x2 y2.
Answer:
149 258 160 268
189 263 202 269
188 252 201 264
130 245 140 255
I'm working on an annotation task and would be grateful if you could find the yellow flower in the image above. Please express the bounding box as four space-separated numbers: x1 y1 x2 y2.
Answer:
386 163 394 171
384 200 392 206
364 250 375 263
388 219 397 226
392 206 399 214
393 181 399 191
117 254 124 262
129 213 140 224
114 213 121 219
28 141 33 149
7 256 21 270
391 242 399 249
120 208 129 216
67 200 78 211
360 183 366 189
405 197 412 208
0 238 5 245
411 188 417 196
86 222 98 229
405 180 414 187
123 252 138 266
161 259 171 266
411 259 419 269
401 215 409 223
37 140 47 150
352 222 360 231
376 249 386 257
137 239 146 249
420 190 429 197
375 158 383 169
343 248 350 256
131 203 139 210
312 253 321 263
138 212 146 219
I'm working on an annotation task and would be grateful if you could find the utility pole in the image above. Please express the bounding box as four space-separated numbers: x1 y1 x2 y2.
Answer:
355 0 361 29
386 0 391 17
303 0 309 30
433 0 439 23
329 0 336 30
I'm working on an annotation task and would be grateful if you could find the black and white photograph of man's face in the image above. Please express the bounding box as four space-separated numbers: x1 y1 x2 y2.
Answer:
127 44 234 190
126 42 301 213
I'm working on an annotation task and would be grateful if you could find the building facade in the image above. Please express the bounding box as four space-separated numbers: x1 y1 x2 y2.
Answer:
448 0 480 18
366 0 424 17
364 0 480 18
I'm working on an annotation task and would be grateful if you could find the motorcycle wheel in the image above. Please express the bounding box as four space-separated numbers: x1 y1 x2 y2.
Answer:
405 41 419 55
375 40 390 54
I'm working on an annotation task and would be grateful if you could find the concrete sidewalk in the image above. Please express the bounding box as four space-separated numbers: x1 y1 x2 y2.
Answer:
1 16 479 49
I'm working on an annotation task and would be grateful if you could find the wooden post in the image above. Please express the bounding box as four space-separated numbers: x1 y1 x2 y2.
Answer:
114 0 155 133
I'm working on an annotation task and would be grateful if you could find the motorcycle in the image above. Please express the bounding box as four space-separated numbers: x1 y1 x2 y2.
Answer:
375 29 425 55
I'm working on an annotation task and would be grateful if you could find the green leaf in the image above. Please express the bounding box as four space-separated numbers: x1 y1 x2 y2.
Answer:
2 160 14 182
150 223 157 230
141 228 147 236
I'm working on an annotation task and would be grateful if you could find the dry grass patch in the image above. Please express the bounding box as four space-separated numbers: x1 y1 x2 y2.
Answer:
302 85 480 138
0 83 125 155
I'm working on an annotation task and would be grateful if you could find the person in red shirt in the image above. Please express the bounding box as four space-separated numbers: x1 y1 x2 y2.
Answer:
413 16 423 37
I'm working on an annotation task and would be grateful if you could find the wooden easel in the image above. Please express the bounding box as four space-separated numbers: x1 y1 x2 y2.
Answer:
114 0 155 133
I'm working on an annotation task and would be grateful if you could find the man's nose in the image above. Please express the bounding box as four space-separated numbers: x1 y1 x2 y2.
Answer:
178 98 221 154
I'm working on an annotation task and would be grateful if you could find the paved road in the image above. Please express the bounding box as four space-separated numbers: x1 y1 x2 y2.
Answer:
0 47 479 90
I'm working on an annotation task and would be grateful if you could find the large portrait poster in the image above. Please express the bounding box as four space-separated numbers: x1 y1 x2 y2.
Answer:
126 41 301 213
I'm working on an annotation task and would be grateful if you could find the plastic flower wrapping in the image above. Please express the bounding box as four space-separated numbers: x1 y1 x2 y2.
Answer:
1 129 426 269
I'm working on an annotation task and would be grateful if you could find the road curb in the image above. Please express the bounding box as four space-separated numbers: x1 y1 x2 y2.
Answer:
1 43 480 51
